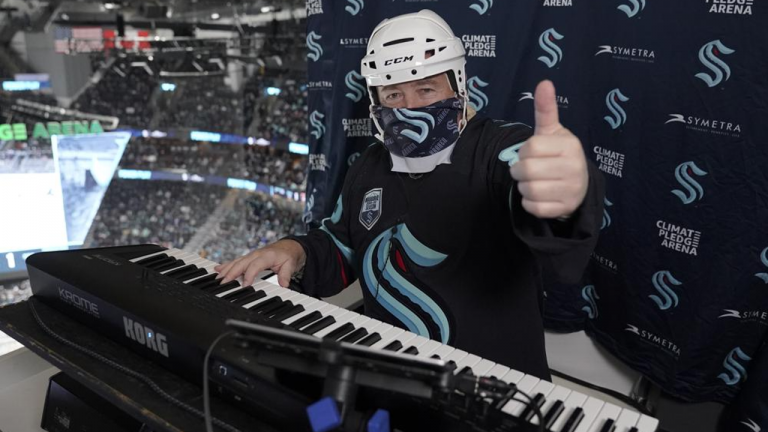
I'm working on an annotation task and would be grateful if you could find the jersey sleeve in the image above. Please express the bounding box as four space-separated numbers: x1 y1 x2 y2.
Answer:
486 121 605 284
283 152 368 298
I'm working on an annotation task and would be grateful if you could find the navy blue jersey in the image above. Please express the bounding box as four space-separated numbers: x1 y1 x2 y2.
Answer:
287 116 605 380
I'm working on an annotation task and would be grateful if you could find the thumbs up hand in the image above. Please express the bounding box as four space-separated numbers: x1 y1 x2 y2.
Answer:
509 80 589 219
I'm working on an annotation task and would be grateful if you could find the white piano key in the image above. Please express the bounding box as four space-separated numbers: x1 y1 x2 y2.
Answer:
359 321 393 337
503 374 539 416
453 353 483 374
538 386 571 428
552 390 588 432
614 409 640 432
574 397 606 432
443 349 469 366
426 344 455 360
129 249 170 262
634 415 659 432
395 330 419 347
402 335 432 351
472 359 496 376
414 340 443 358
281 299 325 325
585 402 622 432
528 380 556 425
486 364 511 380
499 368 526 386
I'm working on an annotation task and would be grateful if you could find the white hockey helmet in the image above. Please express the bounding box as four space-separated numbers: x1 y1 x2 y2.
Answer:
360 10 468 117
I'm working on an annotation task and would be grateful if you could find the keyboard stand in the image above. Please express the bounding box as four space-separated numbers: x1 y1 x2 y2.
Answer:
0 300 283 432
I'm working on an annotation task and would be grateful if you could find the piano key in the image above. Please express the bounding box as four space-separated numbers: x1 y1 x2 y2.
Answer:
485 364 511 380
144 256 177 270
134 253 168 266
383 340 403 351
173 267 208 281
552 390 588 432
280 300 323 325
308 308 351 337
356 332 382 347
425 344 455 361
232 290 268 307
573 397 606 432
257 298 292 316
412 339 442 358
499 368 526 387
208 281 241 296
153 259 186 272
472 359 496 377
369 327 410 350
271 303 304 321
539 386 571 429
288 311 323 329
325 323 356 341
402 346 419 355
521 393 547 422
265 301 295 318
586 402 622 432
220 288 252 302
628 428 638 432
613 409 640 432
301 316 337 334
339 327 368 344
502 374 539 416
453 353 482 375
187 273 218 287
249 297 283 314
526 380 556 424
634 415 659 432
442 349 469 366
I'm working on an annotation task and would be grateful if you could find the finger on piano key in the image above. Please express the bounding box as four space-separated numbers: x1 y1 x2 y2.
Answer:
613 409 640 432
634 414 659 432
525 380 556 424
538 385 571 430
502 374 539 416
585 402 622 432
573 397 606 432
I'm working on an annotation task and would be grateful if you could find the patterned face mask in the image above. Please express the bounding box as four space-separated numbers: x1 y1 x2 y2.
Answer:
371 97 464 158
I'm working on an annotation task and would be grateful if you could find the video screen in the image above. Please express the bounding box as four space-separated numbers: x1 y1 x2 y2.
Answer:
0 131 130 276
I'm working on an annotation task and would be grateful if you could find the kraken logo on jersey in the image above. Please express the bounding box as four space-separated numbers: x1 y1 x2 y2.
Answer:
360 188 383 230
362 223 453 344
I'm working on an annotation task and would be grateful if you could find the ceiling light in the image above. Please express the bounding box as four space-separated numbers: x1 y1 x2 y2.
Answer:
210 12 220 20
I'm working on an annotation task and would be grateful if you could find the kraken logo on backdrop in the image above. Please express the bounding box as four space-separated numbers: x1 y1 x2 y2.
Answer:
344 70 366 102
602 197 613 230
469 0 493 15
306 31 323 62
603 88 629 129
717 347 752 386
537 28 564 68
671 161 707 204
755 247 768 283
695 40 735 87
345 0 364 15
467 76 489 111
618 0 646 18
309 110 326 139
581 285 600 319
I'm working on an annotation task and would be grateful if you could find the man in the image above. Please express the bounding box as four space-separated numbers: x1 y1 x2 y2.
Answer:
216 10 604 380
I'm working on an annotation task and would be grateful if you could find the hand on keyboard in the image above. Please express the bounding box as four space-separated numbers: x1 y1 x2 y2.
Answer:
215 240 306 288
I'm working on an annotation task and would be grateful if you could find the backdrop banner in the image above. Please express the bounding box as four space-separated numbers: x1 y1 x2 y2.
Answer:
305 1 768 429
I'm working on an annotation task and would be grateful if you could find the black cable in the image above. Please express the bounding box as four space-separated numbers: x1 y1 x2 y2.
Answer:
203 330 238 432
510 393 545 432
28 299 242 432
549 368 654 416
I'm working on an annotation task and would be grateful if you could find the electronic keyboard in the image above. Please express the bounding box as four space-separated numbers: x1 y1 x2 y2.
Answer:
26 245 659 432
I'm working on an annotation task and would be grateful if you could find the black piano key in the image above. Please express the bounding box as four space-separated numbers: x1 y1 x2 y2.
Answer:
144 256 176 269
628 428 639 432
135 253 168 266
301 316 336 334
256 298 288 316
430 354 441 360
289 311 323 330
197 279 224 291
543 400 565 430
178 268 207 282
356 333 381 347
339 327 368 344
458 366 473 375
188 273 218 287
598 419 616 432
208 281 241 295
402 346 420 355
561 407 585 432
522 393 546 422
272 304 305 321
325 323 355 341
265 301 294 318
154 259 186 272
221 288 253 302
234 290 267 307
250 297 282 313
164 265 199 279
383 341 403 351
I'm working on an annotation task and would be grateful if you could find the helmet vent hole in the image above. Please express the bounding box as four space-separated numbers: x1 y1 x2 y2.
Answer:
411 69 417 75
459 77 463 83
383 37 415 47
439 46 447 52
426 38 435 43
370 50 375 55
369 61 377 69
386 74 392 80
425 49 435 58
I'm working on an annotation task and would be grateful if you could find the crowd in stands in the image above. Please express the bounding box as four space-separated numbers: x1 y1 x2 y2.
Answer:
244 74 308 145
155 76 245 134
89 179 226 249
119 137 308 190
201 191 305 264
